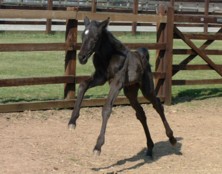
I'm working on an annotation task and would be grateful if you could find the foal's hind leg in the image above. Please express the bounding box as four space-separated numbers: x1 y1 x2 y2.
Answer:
148 93 177 145
141 73 177 146
124 84 154 157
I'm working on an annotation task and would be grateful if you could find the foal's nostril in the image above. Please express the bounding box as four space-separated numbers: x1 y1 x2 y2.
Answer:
78 53 87 64
78 53 83 59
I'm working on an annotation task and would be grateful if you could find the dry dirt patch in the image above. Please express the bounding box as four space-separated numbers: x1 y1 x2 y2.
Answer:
0 98 222 174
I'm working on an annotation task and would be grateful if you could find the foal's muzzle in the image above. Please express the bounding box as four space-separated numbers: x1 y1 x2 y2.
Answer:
78 41 96 64
78 53 88 64
78 51 93 64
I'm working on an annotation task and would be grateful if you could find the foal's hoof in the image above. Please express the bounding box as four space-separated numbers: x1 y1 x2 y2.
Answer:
68 124 76 130
146 150 153 159
93 149 101 156
169 137 177 146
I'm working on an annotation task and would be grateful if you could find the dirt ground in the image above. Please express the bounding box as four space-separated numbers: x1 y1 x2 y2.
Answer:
0 97 222 174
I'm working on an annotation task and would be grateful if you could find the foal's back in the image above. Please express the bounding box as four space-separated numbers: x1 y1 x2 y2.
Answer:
100 30 151 86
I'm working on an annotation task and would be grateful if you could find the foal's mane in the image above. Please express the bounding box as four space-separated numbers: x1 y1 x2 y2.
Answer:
101 28 128 55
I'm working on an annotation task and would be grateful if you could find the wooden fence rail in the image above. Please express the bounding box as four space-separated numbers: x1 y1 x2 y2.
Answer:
0 43 167 52
0 9 167 22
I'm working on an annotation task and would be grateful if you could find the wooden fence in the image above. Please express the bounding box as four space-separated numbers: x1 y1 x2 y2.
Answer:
0 7 170 112
1 0 221 34
171 0 222 89
172 16 222 86
0 0 156 34
0 2 222 113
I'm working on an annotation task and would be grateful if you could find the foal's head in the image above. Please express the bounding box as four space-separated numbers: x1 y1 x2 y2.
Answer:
78 17 110 64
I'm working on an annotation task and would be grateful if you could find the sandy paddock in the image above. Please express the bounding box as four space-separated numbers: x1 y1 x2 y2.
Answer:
0 98 222 174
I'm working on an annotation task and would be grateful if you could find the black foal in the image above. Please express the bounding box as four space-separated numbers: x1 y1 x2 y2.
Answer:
68 17 177 157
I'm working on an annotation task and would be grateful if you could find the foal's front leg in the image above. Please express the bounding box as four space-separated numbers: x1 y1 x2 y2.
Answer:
93 79 122 155
68 75 106 129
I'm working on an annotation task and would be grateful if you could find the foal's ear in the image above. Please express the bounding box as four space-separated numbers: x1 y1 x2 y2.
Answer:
99 17 110 31
84 16 90 27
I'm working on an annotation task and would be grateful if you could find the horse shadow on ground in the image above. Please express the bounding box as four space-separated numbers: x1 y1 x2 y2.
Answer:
173 88 222 104
92 137 183 173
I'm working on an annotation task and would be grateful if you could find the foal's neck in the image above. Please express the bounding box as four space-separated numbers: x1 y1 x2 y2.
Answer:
99 30 128 57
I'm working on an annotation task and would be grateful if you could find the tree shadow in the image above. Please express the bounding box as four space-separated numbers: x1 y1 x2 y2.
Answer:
92 137 183 173
173 88 222 104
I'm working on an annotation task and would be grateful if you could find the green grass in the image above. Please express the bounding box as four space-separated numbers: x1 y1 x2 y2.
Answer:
0 31 222 104
0 32 66 103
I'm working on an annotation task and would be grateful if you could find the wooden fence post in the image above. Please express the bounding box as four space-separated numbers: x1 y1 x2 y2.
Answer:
163 5 174 105
170 0 175 7
132 0 138 35
64 7 78 99
46 0 53 34
155 4 166 100
155 4 174 105
91 0 97 13
204 0 209 33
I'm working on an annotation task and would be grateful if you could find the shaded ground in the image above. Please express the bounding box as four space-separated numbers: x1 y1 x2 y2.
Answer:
0 97 222 174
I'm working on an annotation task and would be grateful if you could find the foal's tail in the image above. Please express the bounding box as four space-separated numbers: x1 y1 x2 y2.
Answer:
136 47 151 70
136 47 150 62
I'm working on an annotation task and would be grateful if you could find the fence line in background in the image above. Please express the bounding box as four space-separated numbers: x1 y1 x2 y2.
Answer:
1 0 222 33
